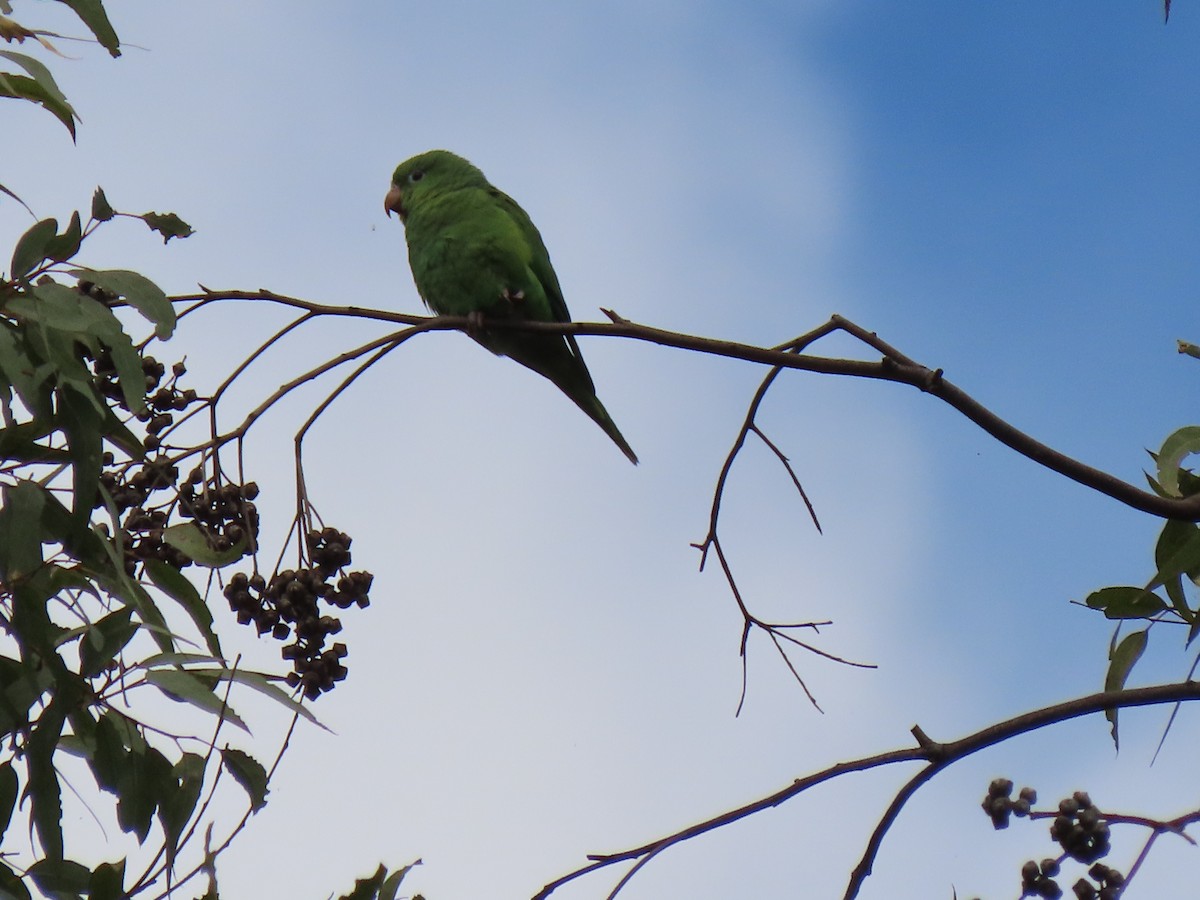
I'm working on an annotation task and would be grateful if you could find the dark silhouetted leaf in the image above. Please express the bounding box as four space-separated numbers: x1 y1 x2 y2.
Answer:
162 522 246 567
87 860 125 900
90 186 114 222
0 762 18 844
9 217 57 279
44 210 82 263
140 211 194 244
145 560 221 656
1085 586 1167 620
79 607 137 677
221 748 268 812
1105 629 1147 749
54 0 120 56
70 268 175 339
143 669 247 731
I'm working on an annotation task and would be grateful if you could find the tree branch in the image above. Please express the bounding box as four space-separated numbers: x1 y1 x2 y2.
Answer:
167 295 1197 520
532 681 1200 900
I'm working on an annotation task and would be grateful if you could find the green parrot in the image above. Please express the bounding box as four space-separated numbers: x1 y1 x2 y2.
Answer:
384 149 638 464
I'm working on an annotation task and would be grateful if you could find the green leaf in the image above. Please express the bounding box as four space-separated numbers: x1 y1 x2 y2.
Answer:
160 752 205 868
145 560 221 657
140 211 194 244
1104 629 1148 750
0 51 78 139
0 861 31 900
117 744 171 842
0 762 18 844
1156 426 1200 497
0 181 33 215
87 861 125 900
220 748 268 812
1085 586 1167 620
54 0 120 56
9 217 57 279
143 669 248 732
57 381 105 532
78 607 137 677
200 667 327 730
0 420 68 464
0 71 77 140
0 51 74 115
379 861 422 900
0 320 53 419
339 865 386 900
70 268 175 339
162 522 246 567
90 712 126 795
26 697 67 859
90 187 114 222
0 481 46 581
27 858 89 898
44 210 82 263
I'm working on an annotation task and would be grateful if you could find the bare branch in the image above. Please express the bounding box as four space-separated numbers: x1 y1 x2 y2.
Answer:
534 682 1200 900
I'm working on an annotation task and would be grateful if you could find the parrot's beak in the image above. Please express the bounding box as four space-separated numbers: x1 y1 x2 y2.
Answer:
384 184 405 220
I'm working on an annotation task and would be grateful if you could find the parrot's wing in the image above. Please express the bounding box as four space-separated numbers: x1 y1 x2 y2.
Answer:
490 187 572 325
488 186 596 392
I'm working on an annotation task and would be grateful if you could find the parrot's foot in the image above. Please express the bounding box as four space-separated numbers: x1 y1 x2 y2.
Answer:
465 310 487 338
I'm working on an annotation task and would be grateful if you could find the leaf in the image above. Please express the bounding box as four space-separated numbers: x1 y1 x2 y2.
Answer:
379 861 422 900
162 522 246 567
0 862 31 900
1084 586 1167 620
220 748 268 812
116 744 171 841
0 420 68 464
0 762 18 844
1155 426 1200 497
87 861 125 900
26 696 67 859
53 0 120 56
339 865 386 900
57 381 105 533
90 711 128 794
44 210 82 263
140 211 194 244
0 71 76 139
143 670 248 732
9 217 57 279
0 181 33 215
145 560 222 657
70 268 175 339
1104 629 1147 750
90 187 114 222
27 858 89 897
78 607 137 677
0 50 78 138
1153 519 1200 617
0 481 46 581
160 753 205 868
0 320 53 419
202 667 327 729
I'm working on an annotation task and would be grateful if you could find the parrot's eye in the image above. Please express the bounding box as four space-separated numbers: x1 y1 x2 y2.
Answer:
409 170 424 183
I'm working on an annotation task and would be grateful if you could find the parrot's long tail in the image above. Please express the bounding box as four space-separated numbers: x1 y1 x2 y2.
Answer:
572 392 638 465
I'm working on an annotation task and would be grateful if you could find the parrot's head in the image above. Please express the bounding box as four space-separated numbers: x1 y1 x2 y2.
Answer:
385 150 487 223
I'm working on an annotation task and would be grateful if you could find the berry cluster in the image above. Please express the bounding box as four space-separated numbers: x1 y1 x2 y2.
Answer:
222 528 372 700
1051 792 1110 864
1020 857 1063 899
177 471 260 558
982 778 1037 829
1071 863 1124 900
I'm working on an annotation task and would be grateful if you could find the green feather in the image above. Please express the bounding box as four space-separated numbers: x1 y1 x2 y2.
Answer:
386 150 638 464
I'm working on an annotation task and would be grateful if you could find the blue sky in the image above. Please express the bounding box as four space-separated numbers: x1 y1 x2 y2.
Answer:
3 1 1198 898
